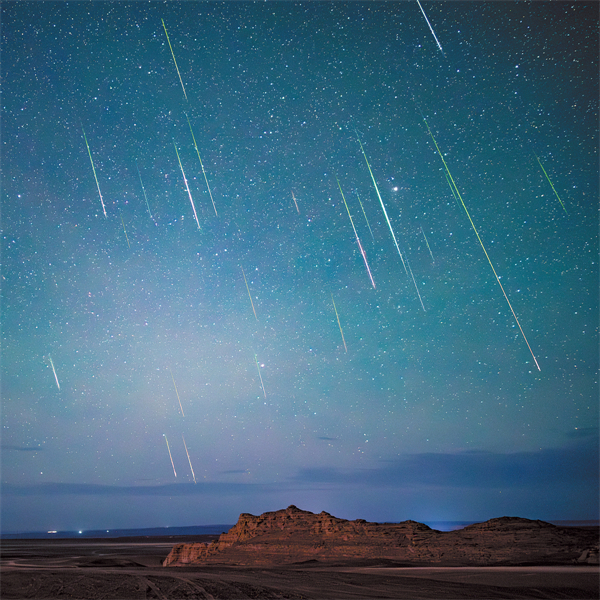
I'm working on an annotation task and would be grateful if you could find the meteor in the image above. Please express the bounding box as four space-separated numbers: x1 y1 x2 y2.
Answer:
169 368 185 417
445 172 460 206
135 159 154 221
336 178 376 289
416 0 445 56
331 294 347 353
182 434 196 483
356 132 408 274
185 113 218 216
163 435 177 478
354 136 425 309
241 267 258 320
421 226 435 263
356 193 375 241
421 114 540 370
254 354 267 399
82 128 107 217
173 141 201 230
161 19 187 101
534 153 568 215
291 191 300 213
405 254 426 312
48 355 60 390
120 215 130 249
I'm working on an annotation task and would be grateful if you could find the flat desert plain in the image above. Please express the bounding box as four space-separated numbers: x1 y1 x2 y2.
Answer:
1 536 598 599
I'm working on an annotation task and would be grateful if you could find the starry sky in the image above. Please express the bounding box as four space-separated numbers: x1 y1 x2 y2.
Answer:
2 1 598 533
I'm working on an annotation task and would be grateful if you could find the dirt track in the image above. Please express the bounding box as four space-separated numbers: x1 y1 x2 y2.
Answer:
1 538 598 599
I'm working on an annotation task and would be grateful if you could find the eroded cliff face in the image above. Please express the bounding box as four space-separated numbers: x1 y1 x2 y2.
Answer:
163 505 597 567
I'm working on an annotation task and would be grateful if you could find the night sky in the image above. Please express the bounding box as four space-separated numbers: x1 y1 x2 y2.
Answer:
2 1 598 533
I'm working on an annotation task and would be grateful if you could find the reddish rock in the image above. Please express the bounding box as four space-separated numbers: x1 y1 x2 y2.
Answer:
163 505 598 567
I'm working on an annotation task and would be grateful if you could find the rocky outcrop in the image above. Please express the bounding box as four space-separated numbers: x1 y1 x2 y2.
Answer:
576 545 599 564
163 505 598 567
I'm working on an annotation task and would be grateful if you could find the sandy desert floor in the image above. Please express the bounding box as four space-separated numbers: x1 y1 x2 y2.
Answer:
1 537 598 599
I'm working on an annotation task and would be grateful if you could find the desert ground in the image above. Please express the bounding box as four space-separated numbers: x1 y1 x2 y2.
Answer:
1 536 598 599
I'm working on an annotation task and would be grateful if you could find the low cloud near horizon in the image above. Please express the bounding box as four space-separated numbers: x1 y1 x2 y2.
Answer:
4 437 597 498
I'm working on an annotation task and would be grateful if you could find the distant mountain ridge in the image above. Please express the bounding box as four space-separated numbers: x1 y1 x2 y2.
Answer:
1 524 232 540
163 505 599 567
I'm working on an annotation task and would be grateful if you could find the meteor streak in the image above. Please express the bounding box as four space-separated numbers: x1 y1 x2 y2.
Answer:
135 159 154 221
405 254 426 311
356 132 408 274
336 178 376 289
182 434 196 483
82 128 107 217
161 19 187 101
163 435 177 478
170 368 185 417
445 172 460 206
254 353 267 399
185 114 218 216
241 267 258 320
357 193 375 241
355 134 424 309
48 355 60 390
421 114 540 371
421 226 435 263
120 215 130 249
331 294 347 353
534 153 568 215
291 191 300 213
173 141 201 230
416 0 445 56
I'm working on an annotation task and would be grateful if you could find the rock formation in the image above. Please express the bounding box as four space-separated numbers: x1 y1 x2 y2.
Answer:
163 505 598 567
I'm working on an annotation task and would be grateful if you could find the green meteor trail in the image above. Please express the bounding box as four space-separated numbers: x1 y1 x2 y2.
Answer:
82 128 107 217
535 153 568 215
162 19 187 101
135 159 154 221
421 114 540 371
186 113 218 217
336 178 376 289
356 192 375 241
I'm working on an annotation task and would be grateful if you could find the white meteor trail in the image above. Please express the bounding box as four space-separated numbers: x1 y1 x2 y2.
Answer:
169 368 185 417
405 255 426 312
182 434 196 483
254 353 267 399
421 226 435 263
356 132 408 274
291 191 300 213
416 0 445 56
173 141 201 230
164 435 177 478
48 355 60 390
331 294 347 353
